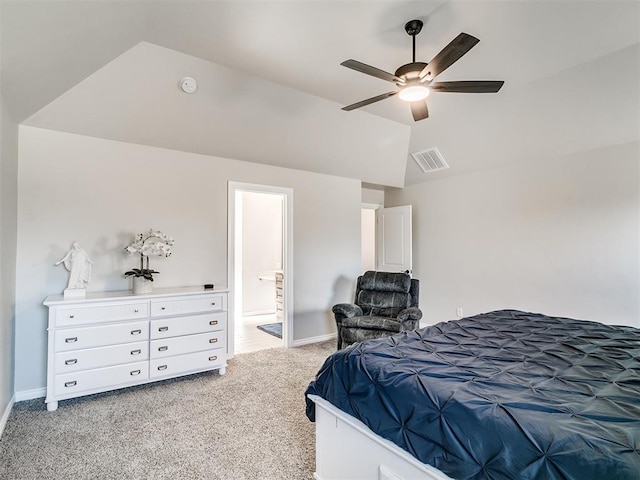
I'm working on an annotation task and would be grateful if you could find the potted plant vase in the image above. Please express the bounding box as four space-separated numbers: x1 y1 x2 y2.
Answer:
126 256 158 295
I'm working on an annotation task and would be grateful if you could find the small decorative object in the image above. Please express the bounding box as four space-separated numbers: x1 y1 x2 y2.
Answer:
55 242 93 298
124 229 174 294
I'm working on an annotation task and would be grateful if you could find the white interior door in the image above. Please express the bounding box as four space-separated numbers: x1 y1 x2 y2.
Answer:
375 205 412 273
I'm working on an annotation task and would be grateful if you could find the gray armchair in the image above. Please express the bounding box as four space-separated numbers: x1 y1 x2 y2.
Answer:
333 271 422 349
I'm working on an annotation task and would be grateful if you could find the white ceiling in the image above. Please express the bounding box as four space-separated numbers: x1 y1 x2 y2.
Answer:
2 1 639 187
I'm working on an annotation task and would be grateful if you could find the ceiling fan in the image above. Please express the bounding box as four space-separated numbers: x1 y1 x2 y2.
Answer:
340 19 504 121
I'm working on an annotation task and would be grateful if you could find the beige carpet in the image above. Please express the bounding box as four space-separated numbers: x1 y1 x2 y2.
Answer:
0 341 335 479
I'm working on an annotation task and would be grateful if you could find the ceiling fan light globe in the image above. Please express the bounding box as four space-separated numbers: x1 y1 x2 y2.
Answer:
399 85 430 102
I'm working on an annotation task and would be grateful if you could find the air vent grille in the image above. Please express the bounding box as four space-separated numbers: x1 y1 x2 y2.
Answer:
411 147 449 173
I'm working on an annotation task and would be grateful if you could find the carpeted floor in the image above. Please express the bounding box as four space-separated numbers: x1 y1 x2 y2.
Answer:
0 341 335 480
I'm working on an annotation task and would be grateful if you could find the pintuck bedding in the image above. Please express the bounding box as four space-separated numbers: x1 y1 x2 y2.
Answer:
305 310 640 480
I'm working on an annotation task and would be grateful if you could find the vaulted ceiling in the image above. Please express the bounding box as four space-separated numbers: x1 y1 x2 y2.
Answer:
2 1 638 187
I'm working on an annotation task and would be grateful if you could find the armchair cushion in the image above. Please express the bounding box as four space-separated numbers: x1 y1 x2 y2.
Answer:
357 291 410 317
359 271 411 293
340 326 401 346
341 316 401 333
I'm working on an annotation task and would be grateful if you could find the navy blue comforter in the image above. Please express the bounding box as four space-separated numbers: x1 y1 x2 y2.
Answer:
305 310 640 479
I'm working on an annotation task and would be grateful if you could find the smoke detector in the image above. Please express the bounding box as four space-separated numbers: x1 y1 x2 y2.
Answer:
180 77 197 94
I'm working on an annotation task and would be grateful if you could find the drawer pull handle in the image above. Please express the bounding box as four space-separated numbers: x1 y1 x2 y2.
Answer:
209 355 218 361
134 309 139 313
130 370 141 376
65 337 78 343
211 302 216 306
158 346 168 352
209 338 218 344
65 359 78 365
69 315 75 319
64 381 77 388
161 307 166 311
209 320 218 326
131 329 142 335
158 326 169 332
158 365 168 371
131 349 142 355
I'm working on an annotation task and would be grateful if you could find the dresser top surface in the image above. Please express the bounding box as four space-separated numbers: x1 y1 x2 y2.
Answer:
44 286 229 306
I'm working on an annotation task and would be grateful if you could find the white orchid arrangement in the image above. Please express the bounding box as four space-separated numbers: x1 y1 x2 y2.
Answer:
124 229 174 281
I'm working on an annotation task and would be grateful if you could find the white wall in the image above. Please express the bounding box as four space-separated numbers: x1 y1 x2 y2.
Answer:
362 187 384 206
0 93 19 426
386 142 640 328
15 126 361 394
0 0 20 429
241 191 282 315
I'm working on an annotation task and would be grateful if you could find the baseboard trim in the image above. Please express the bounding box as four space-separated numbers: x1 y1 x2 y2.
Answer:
292 333 336 347
0 394 15 439
243 309 276 316
15 387 46 402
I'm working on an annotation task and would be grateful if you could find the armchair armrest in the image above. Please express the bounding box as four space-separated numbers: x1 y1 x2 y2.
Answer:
397 306 422 322
332 303 363 350
332 303 363 324
397 307 422 331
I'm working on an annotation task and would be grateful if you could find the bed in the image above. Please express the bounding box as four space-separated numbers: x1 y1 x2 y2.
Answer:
305 310 640 480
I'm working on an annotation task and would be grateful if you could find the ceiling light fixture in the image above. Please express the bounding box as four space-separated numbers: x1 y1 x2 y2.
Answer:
399 84 430 102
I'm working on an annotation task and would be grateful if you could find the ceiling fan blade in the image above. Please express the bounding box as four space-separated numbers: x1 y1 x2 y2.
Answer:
419 33 480 80
430 80 504 93
410 101 429 121
341 59 402 84
342 91 398 111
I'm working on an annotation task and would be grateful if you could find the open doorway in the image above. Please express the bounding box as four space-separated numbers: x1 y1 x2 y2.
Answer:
228 182 293 356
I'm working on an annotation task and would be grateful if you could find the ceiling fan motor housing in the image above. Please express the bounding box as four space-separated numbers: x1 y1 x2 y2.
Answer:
395 62 428 84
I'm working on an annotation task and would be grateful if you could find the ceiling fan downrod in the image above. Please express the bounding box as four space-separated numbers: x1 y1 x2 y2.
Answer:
404 19 423 63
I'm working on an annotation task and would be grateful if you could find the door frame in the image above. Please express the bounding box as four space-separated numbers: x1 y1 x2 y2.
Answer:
227 181 294 356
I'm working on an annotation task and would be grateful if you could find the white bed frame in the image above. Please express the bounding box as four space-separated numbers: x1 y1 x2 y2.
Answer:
308 395 454 480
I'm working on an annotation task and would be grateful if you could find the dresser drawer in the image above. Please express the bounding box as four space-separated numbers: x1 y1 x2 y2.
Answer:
55 321 149 352
150 312 226 339
150 331 225 359
55 341 148 373
56 302 148 327
150 350 224 379
150 294 223 317
55 361 148 396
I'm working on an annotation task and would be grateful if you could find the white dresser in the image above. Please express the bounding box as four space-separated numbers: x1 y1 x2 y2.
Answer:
43 287 228 412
